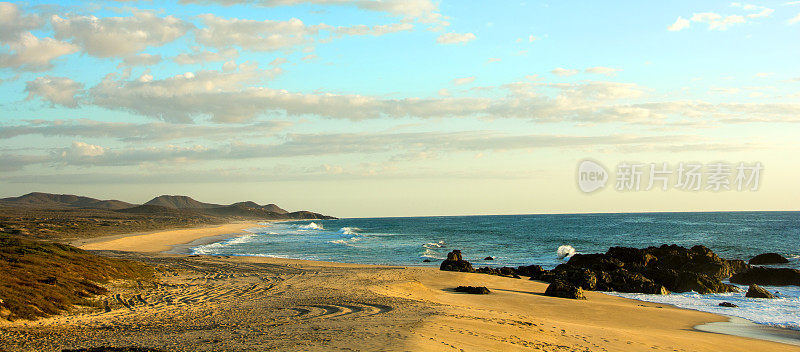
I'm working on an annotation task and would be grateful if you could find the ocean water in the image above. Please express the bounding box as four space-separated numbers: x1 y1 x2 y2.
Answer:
191 211 800 329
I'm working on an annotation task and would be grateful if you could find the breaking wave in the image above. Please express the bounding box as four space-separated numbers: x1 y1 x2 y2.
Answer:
557 245 576 259
339 227 361 235
298 222 323 230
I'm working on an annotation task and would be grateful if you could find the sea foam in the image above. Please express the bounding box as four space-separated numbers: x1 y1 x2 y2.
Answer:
610 283 800 330
298 222 323 230
339 227 361 235
557 245 576 259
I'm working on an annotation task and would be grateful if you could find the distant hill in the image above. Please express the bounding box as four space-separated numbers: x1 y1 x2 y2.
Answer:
115 204 201 216
0 192 333 220
144 195 220 209
284 211 336 220
230 201 288 214
0 192 133 210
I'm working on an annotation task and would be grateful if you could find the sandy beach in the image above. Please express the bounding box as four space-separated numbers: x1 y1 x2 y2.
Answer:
77 222 263 253
1 222 798 351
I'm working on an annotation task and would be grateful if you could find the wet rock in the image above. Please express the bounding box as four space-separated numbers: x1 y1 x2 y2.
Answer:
745 284 775 299
454 286 490 294
606 247 656 266
718 302 738 308
440 250 474 272
422 259 431 263
607 269 669 294
544 280 587 300
749 253 789 265
537 245 744 294
730 267 800 286
474 266 518 278
671 271 738 294
484 256 494 260
567 254 624 272
516 264 545 279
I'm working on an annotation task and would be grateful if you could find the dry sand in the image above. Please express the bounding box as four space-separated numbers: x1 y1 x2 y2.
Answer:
1 223 798 351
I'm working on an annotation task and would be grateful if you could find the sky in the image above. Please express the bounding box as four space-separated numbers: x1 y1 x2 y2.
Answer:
1 0 799 217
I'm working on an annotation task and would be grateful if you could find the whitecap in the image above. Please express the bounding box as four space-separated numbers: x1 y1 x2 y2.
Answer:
327 236 361 247
421 248 445 260
557 245 576 259
339 227 361 235
422 240 446 249
298 222 323 230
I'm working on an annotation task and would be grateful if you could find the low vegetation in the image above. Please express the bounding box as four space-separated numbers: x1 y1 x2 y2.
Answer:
0 206 224 240
0 234 153 321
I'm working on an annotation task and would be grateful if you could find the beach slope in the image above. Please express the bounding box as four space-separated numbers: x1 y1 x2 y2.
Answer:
1 224 797 351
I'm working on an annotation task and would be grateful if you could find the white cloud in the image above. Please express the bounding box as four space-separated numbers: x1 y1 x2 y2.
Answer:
51 10 192 57
672 5 772 32
5 132 701 171
196 14 411 53
687 12 746 30
436 32 476 45
486 57 501 63
174 48 239 65
789 13 800 24
731 3 774 18
0 2 43 41
333 23 413 36
585 67 622 76
64 141 105 157
668 16 690 31
0 119 292 142
89 64 284 122
180 0 442 23
25 76 84 108
0 32 79 71
119 53 162 67
551 67 579 77
453 76 475 85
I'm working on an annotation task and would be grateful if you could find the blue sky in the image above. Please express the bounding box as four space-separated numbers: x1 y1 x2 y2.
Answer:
1 0 799 216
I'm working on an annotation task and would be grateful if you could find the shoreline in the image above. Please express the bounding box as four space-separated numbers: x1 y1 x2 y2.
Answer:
78 221 268 253
66 221 800 350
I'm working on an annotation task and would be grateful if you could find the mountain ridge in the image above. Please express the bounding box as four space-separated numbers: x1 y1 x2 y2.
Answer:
0 192 332 220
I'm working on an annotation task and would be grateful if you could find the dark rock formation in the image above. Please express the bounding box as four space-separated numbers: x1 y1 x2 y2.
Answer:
422 259 431 263
748 253 789 265
745 284 775 299
516 265 545 278
719 302 738 307
730 267 800 286
454 286 490 294
440 250 474 272
544 280 586 300
478 244 747 295
484 256 494 260
567 254 624 272
474 266 517 277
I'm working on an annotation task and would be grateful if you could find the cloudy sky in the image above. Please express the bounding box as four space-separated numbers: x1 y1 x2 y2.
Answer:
1 0 799 217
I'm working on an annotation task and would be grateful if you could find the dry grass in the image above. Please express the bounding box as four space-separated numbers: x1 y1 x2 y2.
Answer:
0 234 153 321
0 206 224 241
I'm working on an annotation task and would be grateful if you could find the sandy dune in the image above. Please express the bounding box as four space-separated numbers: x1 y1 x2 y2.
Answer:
1 224 798 351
